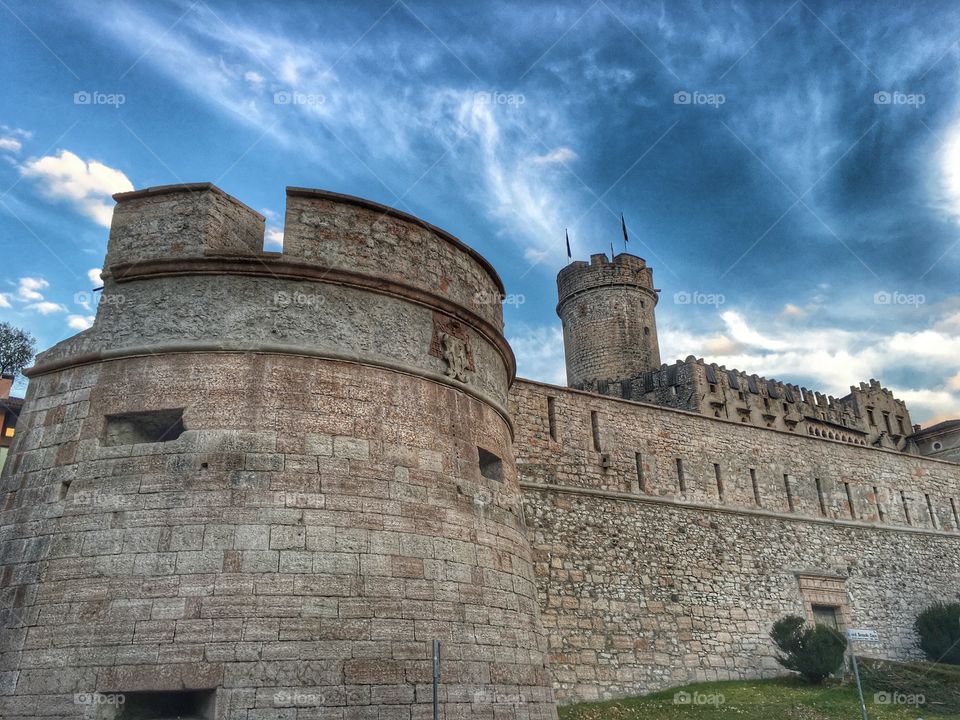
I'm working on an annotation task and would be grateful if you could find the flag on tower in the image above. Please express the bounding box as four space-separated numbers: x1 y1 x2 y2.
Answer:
621 212 629 248
565 228 571 260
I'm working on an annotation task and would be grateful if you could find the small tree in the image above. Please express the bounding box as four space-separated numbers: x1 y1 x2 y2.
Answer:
915 602 960 665
0 322 35 379
770 615 847 684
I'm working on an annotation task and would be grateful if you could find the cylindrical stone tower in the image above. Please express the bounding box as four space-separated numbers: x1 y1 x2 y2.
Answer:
556 252 660 390
0 184 557 719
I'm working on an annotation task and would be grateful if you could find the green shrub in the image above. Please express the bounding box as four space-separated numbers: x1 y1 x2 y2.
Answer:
770 615 847 684
915 602 960 665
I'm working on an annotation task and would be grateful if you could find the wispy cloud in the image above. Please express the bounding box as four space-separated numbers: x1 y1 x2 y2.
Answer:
20 150 133 227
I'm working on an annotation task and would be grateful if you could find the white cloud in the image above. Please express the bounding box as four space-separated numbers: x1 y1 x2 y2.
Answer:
27 301 66 314
17 277 48 301
20 149 134 227
939 122 960 222
529 146 578 165
67 314 95 330
87 268 103 286
0 137 22 154
244 70 264 85
0 294 11 308
507 325 566 386
265 227 284 250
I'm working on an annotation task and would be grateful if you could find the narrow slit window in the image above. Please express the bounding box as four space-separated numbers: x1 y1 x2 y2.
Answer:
635 452 645 493
784 474 794 512
750 469 761 507
714 463 724 501
478 447 504 483
900 490 912 526
58 479 71 501
103 408 185 447
950 498 960 531
926 494 939 529
590 411 601 452
676 458 686 493
815 478 828 517
546 396 557 441
874 486 885 522
844 482 856 519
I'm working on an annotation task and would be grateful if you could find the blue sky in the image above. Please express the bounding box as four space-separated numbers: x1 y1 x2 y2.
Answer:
1 0 959 423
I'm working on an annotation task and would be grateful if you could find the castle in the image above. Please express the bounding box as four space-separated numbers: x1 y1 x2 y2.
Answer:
1 183 959 719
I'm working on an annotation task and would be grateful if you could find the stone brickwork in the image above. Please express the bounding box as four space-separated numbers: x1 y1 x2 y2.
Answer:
511 378 960 703
0 184 556 719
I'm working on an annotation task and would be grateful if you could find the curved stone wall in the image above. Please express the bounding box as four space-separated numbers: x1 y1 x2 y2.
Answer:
0 184 556 719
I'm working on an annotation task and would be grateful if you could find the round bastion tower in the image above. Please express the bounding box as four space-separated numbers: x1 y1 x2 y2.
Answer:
0 184 557 719
556 252 661 390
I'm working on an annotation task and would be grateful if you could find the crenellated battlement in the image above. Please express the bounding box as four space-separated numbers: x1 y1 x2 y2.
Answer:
556 252 657 305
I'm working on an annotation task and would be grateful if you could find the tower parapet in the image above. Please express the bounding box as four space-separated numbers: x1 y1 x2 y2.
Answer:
556 252 660 391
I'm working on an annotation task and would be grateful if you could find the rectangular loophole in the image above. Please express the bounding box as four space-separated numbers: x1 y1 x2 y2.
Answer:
784 474 794 512
951 498 960 531
844 482 856 519
926 493 939 529
676 458 686 493
750 468 761 507
590 411 601 452
901 490 912 526
103 409 185 447
478 447 503 483
106 689 216 720
713 463 724 501
547 396 557 441
874 486 885 522
815 478 828 517
635 452 645 493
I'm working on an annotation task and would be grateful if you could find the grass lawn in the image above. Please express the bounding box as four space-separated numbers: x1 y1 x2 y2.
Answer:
558 676 960 719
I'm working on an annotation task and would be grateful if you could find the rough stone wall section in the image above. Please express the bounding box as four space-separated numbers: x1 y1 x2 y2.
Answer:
511 379 960 703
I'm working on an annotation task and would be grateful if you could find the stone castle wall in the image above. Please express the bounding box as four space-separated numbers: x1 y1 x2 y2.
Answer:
0 184 557 720
511 379 960 703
